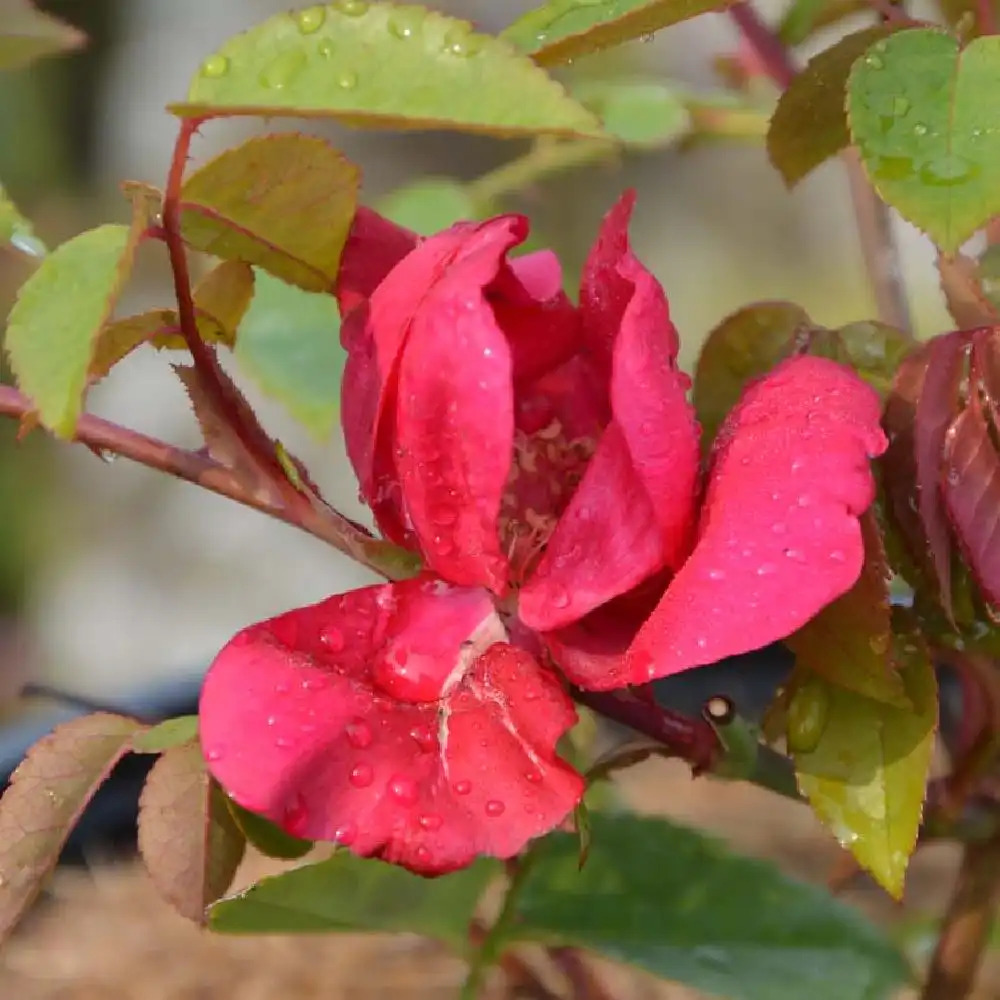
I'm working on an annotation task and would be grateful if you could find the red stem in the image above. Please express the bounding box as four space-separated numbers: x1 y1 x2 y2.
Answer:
728 2 795 88
977 0 998 34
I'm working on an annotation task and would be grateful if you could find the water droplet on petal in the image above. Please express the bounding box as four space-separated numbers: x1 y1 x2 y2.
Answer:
525 769 542 784
415 845 431 863
206 747 223 762
550 585 570 610
696 637 708 650
283 795 309 835
295 6 326 33
334 821 357 845
409 724 437 752
485 800 506 817
419 812 443 831
389 775 419 805
346 719 373 748
275 736 293 749
829 549 847 563
453 780 472 795
756 563 776 576
321 626 345 652
336 69 358 89
335 0 369 14
266 715 277 727
349 763 374 788
201 54 229 78
783 548 806 562
259 49 307 89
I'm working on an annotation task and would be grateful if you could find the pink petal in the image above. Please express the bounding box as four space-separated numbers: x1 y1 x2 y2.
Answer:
625 356 888 685
200 577 582 874
519 197 699 630
335 207 418 315
395 217 531 592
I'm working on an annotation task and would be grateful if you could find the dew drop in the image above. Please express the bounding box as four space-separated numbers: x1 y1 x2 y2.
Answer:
389 775 419 805
206 747 223 762
756 563 776 576
525 769 542 784
783 548 806 562
920 154 976 187
453 779 472 795
442 23 484 57
912 122 928 136
868 632 890 655
707 568 725 581
409 724 437 752
485 799 506 817
828 549 847 563
388 7 424 39
419 812 443 831
346 719 373 748
696 637 708 650
321 626 345 652
201 54 229 78
892 96 910 116
349 763 374 788
266 714 277 727
260 49 307 89
295 6 326 33
335 0 369 14
275 736 293 749
334 821 358 845
336 68 358 89
318 38 335 57
786 680 830 754
415 845 431 863
865 53 884 69
283 795 309 835
550 585 570 610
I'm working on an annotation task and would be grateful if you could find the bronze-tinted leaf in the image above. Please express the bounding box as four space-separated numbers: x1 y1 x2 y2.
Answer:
938 253 1000 330
882 332 970 614
0 713 142 941
786 510 908 706
137 742 246 924
943 389 1000 607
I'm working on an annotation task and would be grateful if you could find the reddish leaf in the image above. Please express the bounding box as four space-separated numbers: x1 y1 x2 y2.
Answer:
785 510 909 706
973 327 1000 428
627 356 887 682
882 332 970 614
942 391 1000 608
938 253 1000 330
0 713 142 941
137 742 246 924
199 576 583 875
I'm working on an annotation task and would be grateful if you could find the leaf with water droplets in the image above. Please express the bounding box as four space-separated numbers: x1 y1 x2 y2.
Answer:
0 713 143 943
768 27 896 186
3 210 147 437
137 742 246 924
504 811 910 999
881 331 969 613
0 180 45 257
786 511 908 707
90 261 255 380
209 851 496 941
792 637 937 899
502 0 738 67
848 30 1000 252
571 78 690 148
179 134 358 292
0 0 86 71
174 3 602 139
693 301 811 447
234 269 345 439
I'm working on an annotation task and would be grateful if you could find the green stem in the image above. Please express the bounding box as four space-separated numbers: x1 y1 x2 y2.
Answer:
461 855 538 1000
466 137 617 206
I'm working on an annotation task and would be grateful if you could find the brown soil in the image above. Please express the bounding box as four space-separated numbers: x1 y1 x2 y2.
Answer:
1 757 994 1000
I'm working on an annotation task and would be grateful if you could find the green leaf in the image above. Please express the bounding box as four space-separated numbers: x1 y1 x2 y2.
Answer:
506 812 910 1000
0 181 45 256
137 743 246 924
4 219 144 437
786 512 909 707
227 803 313 860
777 0 871 46
0 0 86 71
807 321 912 399
132 716 200 754
378 178 480 234
768 27 896 186
692 301 811 446
572 78 690 148
0 713 143 942
234 269 346 439
174 3 603 139
847 30 1000 252
179 134 358 293
502 0 737 67
209 851 497 946
792 637 937 899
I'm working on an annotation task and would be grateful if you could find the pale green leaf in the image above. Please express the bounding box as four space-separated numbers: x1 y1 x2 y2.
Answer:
235 269 345 439
0 181 45 256
4 221 144 436
0 0 85 71
174 3 603 139
848 30 1000 252
793 640 937 898
132 716 199 754
378 178 479 234
503 0 737 66
573 78 690 147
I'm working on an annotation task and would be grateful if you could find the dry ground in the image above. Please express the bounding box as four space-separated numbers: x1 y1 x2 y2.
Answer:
1 757 994 1000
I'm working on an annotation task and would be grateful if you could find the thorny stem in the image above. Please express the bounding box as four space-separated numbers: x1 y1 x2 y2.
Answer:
0 386 408 579
728 1 913 334
921 835 1000 1000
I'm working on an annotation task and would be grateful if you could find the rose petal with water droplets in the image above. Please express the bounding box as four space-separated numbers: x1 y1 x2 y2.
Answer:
627 356 887 683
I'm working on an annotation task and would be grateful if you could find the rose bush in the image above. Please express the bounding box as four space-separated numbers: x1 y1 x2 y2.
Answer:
198 191 887 875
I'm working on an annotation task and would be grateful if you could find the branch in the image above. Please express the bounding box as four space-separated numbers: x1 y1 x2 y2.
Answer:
729 1 912 334
0 386 411 579
921 835 1000 1000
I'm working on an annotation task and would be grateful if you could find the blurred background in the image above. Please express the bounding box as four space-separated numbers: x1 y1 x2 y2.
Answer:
0 1 968 997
